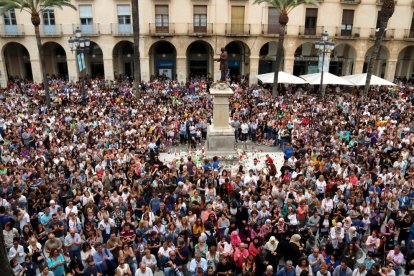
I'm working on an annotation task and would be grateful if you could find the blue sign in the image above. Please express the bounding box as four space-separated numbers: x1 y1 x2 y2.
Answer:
77 53 86 72
156 60 174 67
228 60 240 67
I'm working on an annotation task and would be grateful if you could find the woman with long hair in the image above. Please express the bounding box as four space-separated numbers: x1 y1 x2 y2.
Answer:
295 257 312 276
46 248 65 276
80 242 96 268
27 236 45 265
119 243 136 276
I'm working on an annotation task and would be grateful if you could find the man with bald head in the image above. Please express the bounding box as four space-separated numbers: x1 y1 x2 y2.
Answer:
135 263 153 276
64 227 83 262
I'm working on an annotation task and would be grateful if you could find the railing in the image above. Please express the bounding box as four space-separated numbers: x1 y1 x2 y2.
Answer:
73 23 100 36
404 29 414 39
340 0 361 3
0 24 25 37
261 24 284 36
335 26 360 38
111 23 133 36
370 28 395 39
298 25 324 37
225 23 250 36
149 23 175 35
187 23 213 35
40 24 63 37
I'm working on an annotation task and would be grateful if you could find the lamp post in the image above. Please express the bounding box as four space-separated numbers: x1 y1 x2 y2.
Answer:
315 31 335 96
68 27 91 104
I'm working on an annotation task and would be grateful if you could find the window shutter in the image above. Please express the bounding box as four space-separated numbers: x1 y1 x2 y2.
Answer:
155 5 168 15
305 8 318 17
117 5 130 16
341 10 354 24
79 5 92 18
194 5 207 14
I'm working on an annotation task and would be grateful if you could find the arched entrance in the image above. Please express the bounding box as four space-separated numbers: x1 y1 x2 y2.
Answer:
363 46 389 78
149 41 177 79
259 41 283 74
113 41 134 79
42 42 68 79
225 41 250 81
396 46 414 79
186 40 213 78
86 42 104 78
293 42 318 76
3 42 32 80
330 44 356 76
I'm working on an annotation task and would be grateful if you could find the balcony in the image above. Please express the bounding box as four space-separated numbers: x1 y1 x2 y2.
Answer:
0 24 25 37
261 24 285 36
369 28 394 39
187 23 213 36
404 29 414 40
335 26 360 39
225 23 250 36
111 23 133 36
340 0 361 3
149 23 174 36
40 24 63 37
73 24 100 36
298 25 324 38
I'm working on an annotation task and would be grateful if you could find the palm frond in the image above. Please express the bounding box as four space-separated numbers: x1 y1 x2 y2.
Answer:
254 0 317 13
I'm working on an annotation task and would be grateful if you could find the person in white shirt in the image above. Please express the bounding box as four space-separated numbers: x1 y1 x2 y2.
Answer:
330 223 345 250
244 170 258 187
8 238 26 264
189 253 208 276
49 200 61 215
135 262 153 276
65 201 78 217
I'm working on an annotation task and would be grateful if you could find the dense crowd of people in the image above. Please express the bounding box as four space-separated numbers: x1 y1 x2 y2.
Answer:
0 76 414 276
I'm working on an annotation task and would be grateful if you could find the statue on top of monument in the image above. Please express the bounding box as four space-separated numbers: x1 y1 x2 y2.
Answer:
215 48 229 82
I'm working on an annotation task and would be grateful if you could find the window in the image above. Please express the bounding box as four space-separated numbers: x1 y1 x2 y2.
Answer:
79 5 93 25
341 9 354 36
155 5 169 32
193 5 207 32
410 13 414 38
231 6 245 33
4 9 17 25
267 7 280 34
117 5 131 25
43 8 55 25
304 8 318 35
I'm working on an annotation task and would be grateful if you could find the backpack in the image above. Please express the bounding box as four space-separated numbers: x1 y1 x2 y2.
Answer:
205 231 217 247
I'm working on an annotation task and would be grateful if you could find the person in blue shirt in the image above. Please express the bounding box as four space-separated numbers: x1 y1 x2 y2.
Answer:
276 260 295 276
93 242 115 275
284 143 295 160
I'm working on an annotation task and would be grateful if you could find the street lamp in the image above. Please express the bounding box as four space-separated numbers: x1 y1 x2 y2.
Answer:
315 31 335 96
68 27 91 104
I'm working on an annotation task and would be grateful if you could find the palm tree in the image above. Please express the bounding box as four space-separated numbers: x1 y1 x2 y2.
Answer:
363 0 394 96
254 0 317 97
131 0 141 99
0 0 76 107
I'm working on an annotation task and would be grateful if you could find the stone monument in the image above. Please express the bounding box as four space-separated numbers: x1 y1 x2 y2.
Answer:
205 82 236 158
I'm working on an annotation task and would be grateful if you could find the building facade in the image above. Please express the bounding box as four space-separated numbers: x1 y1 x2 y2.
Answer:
0 0 413 86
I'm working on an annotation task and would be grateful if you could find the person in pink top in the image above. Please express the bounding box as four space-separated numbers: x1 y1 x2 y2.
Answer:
233 243 249 274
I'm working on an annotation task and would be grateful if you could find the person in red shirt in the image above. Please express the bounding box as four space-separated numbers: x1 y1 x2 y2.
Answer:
119 223 135 246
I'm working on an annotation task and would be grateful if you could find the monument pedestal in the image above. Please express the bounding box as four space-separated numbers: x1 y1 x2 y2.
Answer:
206 82 236 158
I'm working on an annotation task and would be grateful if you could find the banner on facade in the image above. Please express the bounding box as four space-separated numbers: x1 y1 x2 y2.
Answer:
318 53 330 73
